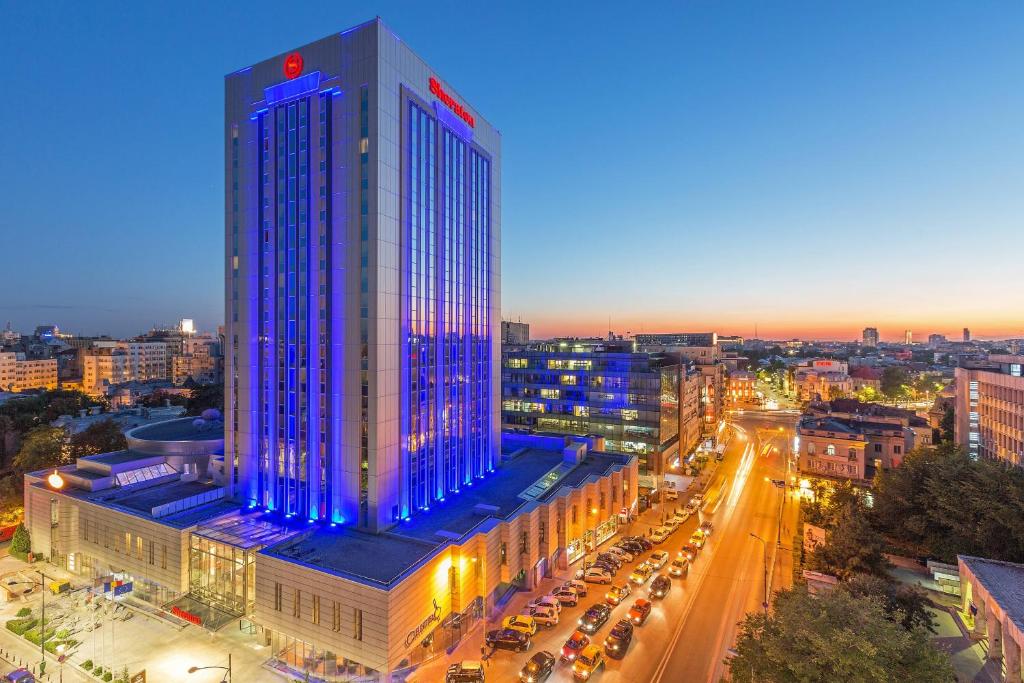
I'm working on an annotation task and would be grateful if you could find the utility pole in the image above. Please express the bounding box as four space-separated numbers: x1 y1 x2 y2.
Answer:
750 533 769 616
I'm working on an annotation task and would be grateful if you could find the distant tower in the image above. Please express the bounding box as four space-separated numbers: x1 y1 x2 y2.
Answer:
963 327 971 342
905 330 913 345
862 327 879 348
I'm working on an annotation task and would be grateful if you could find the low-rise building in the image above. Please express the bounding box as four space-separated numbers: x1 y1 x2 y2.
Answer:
955 355 1024 466
0 351 58 392
792 359 852 402
958 555 1024 680
727 370 758 406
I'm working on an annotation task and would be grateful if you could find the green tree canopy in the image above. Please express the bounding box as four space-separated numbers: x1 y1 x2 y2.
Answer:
730 585 953 683
69 419 127 458
186 383 224 416
12 425 68 477
807 501 890 580
880 367 910 402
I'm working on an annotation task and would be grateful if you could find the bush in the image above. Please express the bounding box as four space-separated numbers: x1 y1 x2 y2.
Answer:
83 660 94 670
103 672 112 682
10 522 31 561
15 607 31 618
5 617 37 635
93 666 103 677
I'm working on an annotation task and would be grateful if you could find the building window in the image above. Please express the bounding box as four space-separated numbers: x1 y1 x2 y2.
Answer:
874 443 882 453
125 532 131 554
894 444 902 454
332 601 342 632
538 521 545 545
148 540 154 565
599 491 606 510
499 542 507 565
50 499 58 528
136 536 143 560
293 589 301 618
312 595 320 625
274 583 283 611
807 442 816 455
825 444 836 456
571 505 578 524
353 608 363 641
161 544 167 569
520 531 528 555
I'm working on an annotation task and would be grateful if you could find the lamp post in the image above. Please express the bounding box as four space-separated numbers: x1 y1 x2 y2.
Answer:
750 533 769 616
188 653 232 683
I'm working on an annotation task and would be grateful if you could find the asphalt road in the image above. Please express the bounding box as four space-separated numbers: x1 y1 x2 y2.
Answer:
430 413 800 683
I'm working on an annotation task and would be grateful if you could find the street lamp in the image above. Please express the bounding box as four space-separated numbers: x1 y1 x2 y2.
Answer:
188 654 232 683
749 533 769 616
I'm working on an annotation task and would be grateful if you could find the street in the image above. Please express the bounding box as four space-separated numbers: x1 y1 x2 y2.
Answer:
416 412 800 683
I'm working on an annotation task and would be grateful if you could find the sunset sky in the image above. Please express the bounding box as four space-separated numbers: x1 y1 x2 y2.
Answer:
1 1 1021 341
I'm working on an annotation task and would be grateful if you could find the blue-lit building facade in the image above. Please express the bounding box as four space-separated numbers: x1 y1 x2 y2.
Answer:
502 340 702 478
224 20 501 533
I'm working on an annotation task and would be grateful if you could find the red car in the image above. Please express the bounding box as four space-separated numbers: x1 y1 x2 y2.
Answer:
560 630 591 663
628 598 652 626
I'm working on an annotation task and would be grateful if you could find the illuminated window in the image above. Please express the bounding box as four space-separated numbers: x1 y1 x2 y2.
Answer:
507 358 528 368
574 405 589 417
540 389 560 399
560 374 578 386
621 409 638 421
825 444 836 456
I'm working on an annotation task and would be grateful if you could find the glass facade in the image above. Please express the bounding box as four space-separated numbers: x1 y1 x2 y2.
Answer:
189 535 256 616
402 99 493 515
502 342 681 475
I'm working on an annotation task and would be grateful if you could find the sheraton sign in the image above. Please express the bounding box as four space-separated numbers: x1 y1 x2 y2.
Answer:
429 77 475 128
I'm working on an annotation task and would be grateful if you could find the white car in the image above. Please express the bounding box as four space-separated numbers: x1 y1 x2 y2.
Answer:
606 546 635 562
673 509 691 522
649 550 670 570
663 488 679 501
529 605 559 627
650 526 672 544
563 579 588 597
527 595 562 614
663 517 681 532
583 568 613 584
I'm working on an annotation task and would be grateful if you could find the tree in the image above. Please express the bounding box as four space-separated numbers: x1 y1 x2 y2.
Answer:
69 419 127 457
880 367 910 403
828 385 847 401
938 405 954 443
842 574 936 633
808 502 890 579
10 523 31 560
12 426 68 477
855 386 879 403
186 383 224 416
729 585 954 683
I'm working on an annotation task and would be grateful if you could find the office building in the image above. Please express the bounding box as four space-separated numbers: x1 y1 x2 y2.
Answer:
928 333 947 348
502 339 702 480
500 320 529 344
634 332 716 348
0 352 58 392
905 330 913 345
964 328 971 343
862 327 879 348
955 355 1024 466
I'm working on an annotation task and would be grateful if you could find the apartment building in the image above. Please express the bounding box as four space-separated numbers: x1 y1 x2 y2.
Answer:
955 355 1024 466
0 351 59 392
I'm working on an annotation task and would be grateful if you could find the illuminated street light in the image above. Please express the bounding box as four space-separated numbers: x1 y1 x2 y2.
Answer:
48 470 64 489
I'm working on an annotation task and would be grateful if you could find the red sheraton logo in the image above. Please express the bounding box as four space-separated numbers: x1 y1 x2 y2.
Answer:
283 52 303 79
429 77 475 128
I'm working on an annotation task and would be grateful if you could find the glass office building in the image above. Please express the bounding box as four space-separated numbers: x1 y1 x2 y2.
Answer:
225 20 501 533
502 340 683 476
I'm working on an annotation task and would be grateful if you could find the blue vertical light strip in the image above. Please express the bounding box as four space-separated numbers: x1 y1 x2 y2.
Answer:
358 85 370 527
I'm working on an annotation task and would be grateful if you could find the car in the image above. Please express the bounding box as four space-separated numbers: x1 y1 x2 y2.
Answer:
663 487 679 501
606 546 634 562
650 526 672 544
663 517 681 532
596 553 623 569
648 550 670 570
577 603 612 634
502 615 538 636
690 530 706 548
618 541 645 556
628 598 652 625
583 568 613 584
485 628 531 652
589 559 619 575
3 671 35 683
529 605 559 627
691 493 705 505
553 589 579 607
604 583 631 606
446 661 485 683
624 536 652 551
650 574 672 599
527 595 562 614
681 543 699 561
603 619 635 659
669 557 690 578
518 650 555 682
629 563 653 585
683 502 698 516
560 630 591 662
563 579 588 597
672 509 691 522
699 520 714 536
572 644 606 680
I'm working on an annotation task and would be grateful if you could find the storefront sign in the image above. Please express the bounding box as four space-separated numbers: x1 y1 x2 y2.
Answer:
404 598 441 648
113 582 133 597
429 78 474 128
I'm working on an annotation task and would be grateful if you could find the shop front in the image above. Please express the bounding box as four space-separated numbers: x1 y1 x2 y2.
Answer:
567 516 619 566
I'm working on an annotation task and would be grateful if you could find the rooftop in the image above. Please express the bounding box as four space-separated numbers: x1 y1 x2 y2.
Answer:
960 555 1024 635
87 450 156 466
264 447 633 587
128 417 224 442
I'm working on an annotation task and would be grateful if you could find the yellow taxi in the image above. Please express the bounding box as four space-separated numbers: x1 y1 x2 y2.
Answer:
572 644 605 680
502 615 538 636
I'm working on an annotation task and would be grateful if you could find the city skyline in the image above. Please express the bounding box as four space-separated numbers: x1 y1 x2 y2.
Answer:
2 2 1022 339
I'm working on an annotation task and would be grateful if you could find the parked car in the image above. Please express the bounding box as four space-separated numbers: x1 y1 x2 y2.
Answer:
518 650 555 683
485 628 531 652
650 526 672 544
629 563 653 585
589 559 619 575
577 603 612 634
672 509 691 522
699 520 714 536
663 517 681 532
553 589 579 607
502 615 538 636
572 645 606 681
529 605 559 627
563 579 588 597
623 536 652 551
690 530 706 548
604 583 631 606
560 630 591 663
663 487 679 502
583 568 613 584
650 574 672 599
628 598 652 625
596 553 623 569
669 557 690 578
447 661 485 683
648 550 670 570
3 671 35 683
527 595 562 614
681 543 699 561
606 546 634 562
603 619 635 659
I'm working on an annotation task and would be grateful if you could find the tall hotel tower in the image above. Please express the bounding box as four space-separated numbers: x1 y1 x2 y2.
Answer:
225 20 500 532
